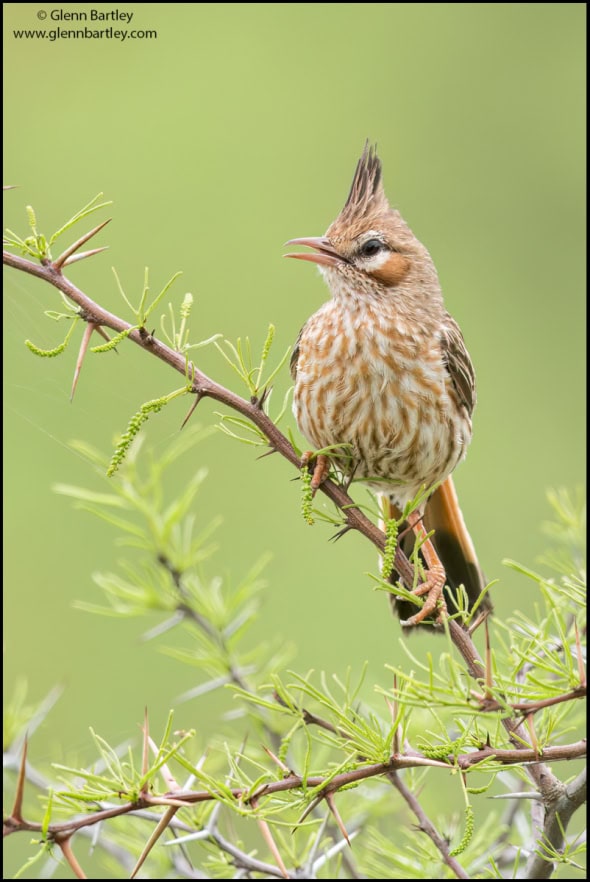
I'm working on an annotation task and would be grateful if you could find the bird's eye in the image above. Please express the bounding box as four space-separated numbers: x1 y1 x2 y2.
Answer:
359 238 385 258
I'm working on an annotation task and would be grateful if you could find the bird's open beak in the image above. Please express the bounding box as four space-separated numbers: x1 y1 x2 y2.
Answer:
284 237 342 268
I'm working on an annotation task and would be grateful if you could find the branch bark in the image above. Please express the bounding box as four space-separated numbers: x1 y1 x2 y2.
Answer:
3 250 413 580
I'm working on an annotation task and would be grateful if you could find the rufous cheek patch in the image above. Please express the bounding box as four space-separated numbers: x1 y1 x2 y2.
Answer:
369 253 411 288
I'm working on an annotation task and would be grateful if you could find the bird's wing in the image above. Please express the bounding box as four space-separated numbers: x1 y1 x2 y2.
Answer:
289 325 305 380
440 313 476 416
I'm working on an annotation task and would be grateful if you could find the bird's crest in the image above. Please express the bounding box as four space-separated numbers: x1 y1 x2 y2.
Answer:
329 142 391 237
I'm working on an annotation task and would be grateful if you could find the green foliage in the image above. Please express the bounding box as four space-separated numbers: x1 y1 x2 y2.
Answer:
111 266 188 329
11 842 53 880
53 715 195 806
5 434 586 879
3 681 62 754
533 826 587 874
49 194 113 245
160 291 222 353
4 193 111 261
54 428 292 688
7 196 224 391
214 326 293 445
215 324 291 400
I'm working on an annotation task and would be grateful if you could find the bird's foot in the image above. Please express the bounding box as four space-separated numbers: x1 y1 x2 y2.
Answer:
400 563 447 628
301 451 330 496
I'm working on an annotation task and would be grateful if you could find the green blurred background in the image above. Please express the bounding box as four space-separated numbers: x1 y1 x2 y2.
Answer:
3 3 585 877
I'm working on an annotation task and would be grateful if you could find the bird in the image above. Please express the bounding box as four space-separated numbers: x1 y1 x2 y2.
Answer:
284 143 491 628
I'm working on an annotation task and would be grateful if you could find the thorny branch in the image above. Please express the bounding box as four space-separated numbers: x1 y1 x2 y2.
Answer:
386 770 470 879
4 740 586 841
3 249 410 578
3 237 587 878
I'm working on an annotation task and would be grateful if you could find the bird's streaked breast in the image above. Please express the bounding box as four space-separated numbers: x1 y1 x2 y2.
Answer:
293 300 472 505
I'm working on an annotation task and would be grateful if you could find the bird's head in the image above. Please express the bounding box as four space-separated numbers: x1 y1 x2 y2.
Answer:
285 143 437 300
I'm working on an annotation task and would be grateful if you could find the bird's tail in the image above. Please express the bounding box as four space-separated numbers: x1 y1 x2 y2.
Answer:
381 476 492 627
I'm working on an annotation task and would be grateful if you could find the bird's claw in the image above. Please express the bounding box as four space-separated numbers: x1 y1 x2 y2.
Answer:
400 564 447 627
301 451 330 496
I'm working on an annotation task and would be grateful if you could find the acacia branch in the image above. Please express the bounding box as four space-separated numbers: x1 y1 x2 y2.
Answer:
525 767 587 879
448 620 587 878
3 250 412 580
4 740 585 842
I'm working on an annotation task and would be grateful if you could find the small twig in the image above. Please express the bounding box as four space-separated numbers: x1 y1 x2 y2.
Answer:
250 797 289 879
9 735 28 824
386 770 470 879
56 836 87 879
130 806 179 880
484 617 493 700
52 218 111 271
141 708 150 791
208 827 293 879
325 792 351 847
70 321 98 401
181 389 204 429
525 714 540 761
262 745 293 776
574 620 586 688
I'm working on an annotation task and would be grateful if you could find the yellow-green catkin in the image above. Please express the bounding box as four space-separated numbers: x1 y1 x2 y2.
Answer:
25 339 68 358
301 465 315 526
418 741 455 760
450 804 474 856
107 397 168 476
180 292 193 320
261 323 275 362
25 318 78 357
381 518 398 581
26 205 38 233
91 327 134 353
